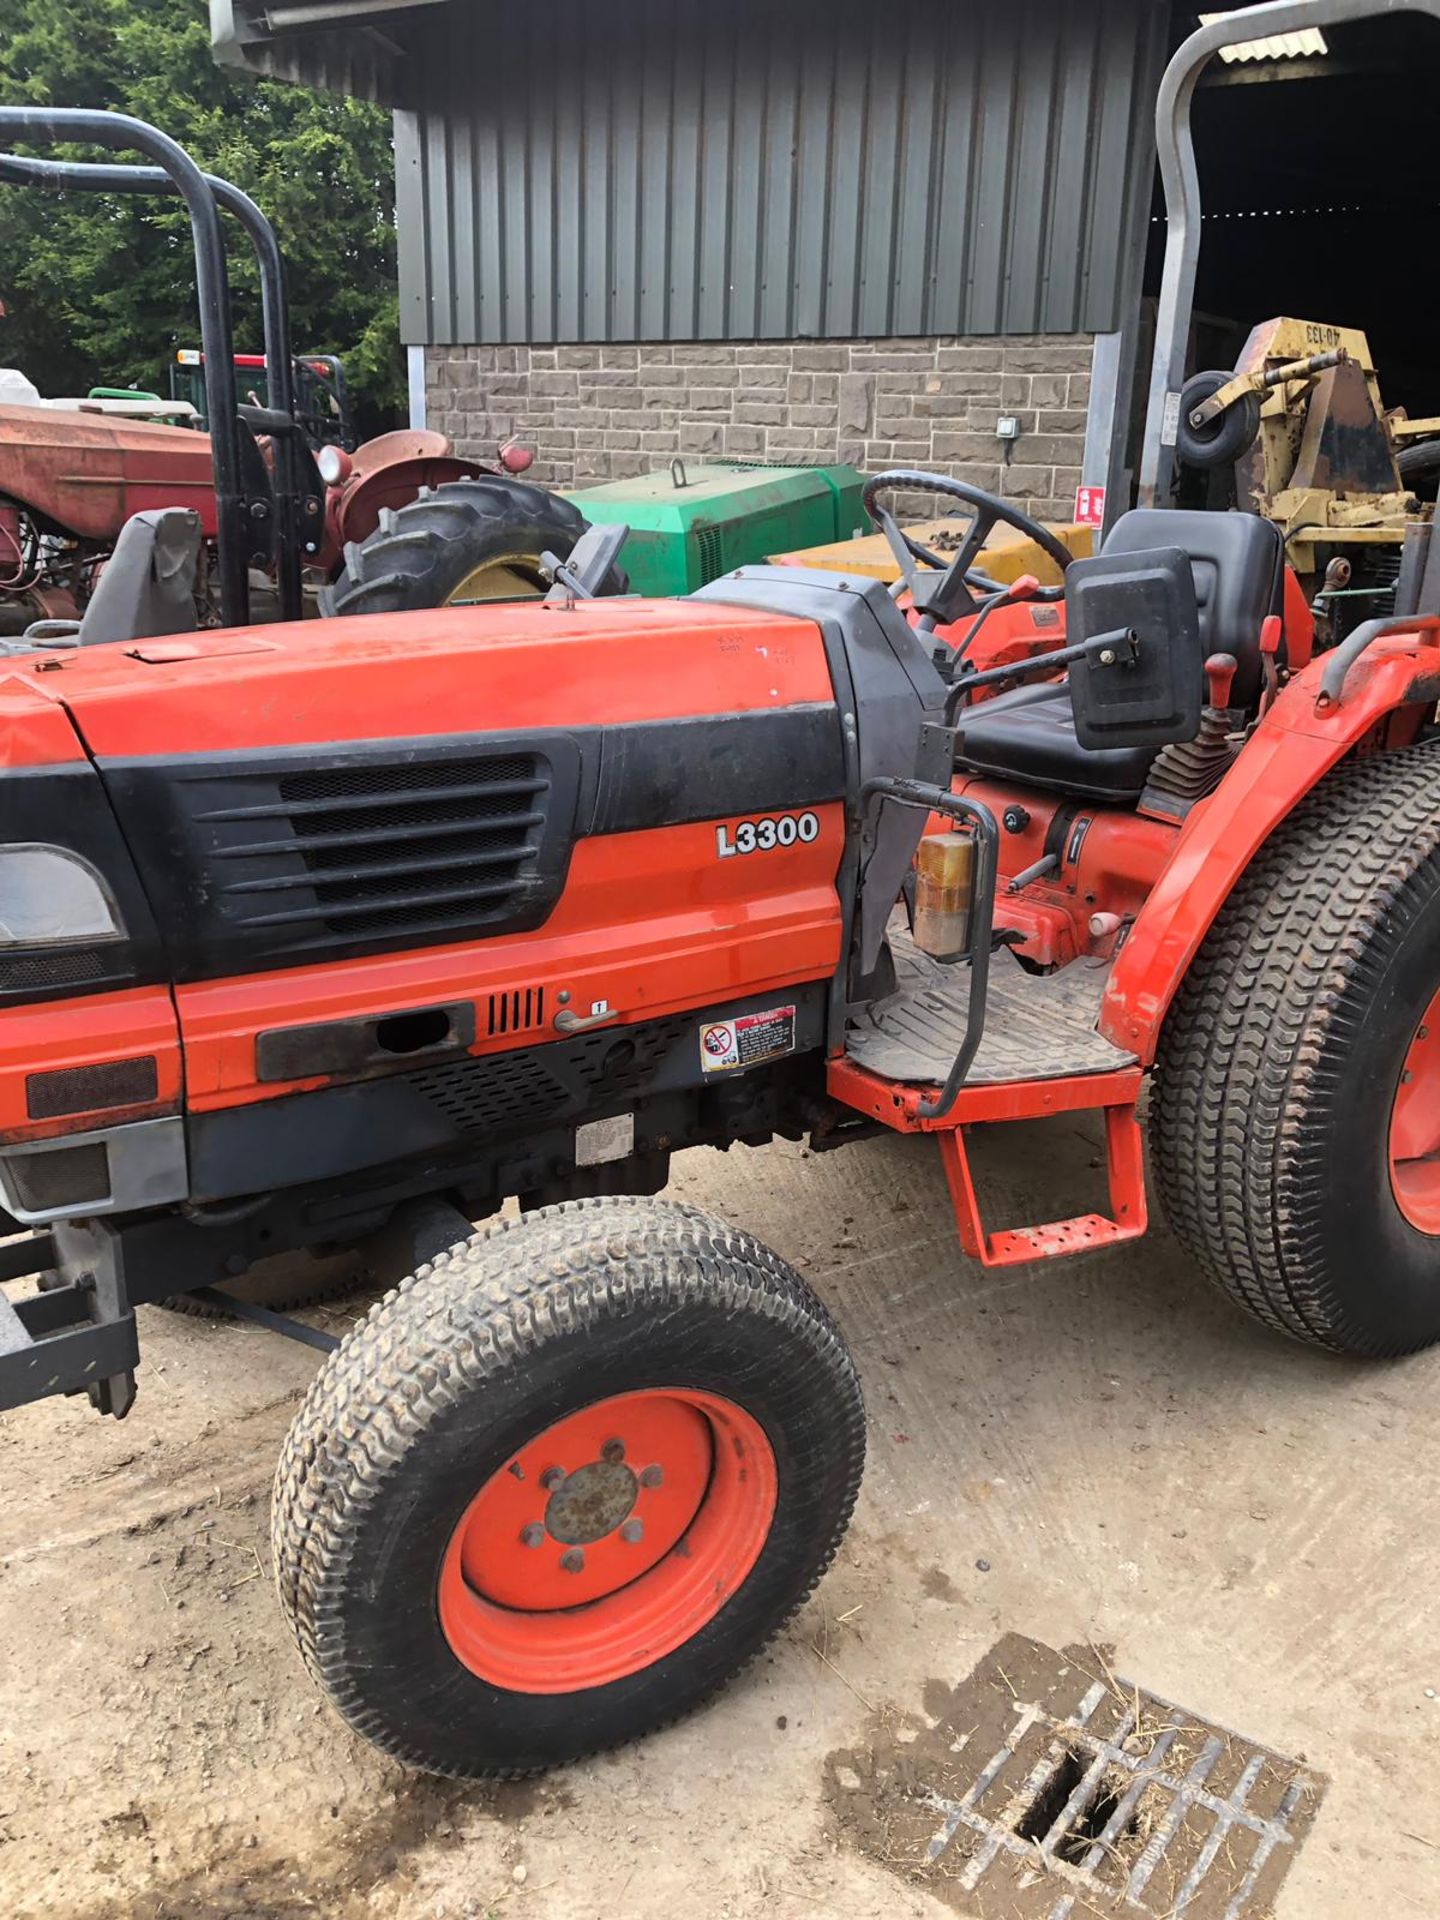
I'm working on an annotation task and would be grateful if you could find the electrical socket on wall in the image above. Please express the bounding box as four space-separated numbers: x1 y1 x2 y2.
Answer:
995 415 1021 441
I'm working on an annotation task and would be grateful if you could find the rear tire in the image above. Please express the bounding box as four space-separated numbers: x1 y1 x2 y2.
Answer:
319 477 619 616
1153 740 1440 1355
271 1196 865 1777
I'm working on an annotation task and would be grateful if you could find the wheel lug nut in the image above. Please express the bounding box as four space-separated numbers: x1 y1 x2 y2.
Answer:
640 1464 663 1489
560 1548 585 1573
601 1438 625 1464
540 1466 565 1491
620 1519 644 1544
519 1523 545 1548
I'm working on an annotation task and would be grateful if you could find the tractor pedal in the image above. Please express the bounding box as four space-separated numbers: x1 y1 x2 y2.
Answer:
938 1102 1146 1269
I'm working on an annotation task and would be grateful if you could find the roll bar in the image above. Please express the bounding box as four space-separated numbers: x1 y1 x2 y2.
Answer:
0 152 304 623
1138 0 1440 508
0 108 254 625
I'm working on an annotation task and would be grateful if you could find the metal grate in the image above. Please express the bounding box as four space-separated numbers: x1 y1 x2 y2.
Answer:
826 1634 1322 1920
203 752 550 946
696 525 724 582
402 1010 693 1140
26 1057 158 1121
0 948 107 993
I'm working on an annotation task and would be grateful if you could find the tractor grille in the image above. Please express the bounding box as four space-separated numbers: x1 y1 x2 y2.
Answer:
104 734 583 978
254 753 549 941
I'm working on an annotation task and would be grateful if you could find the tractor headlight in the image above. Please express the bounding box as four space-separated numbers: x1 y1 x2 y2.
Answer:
316 443 352 488
0 846 126 946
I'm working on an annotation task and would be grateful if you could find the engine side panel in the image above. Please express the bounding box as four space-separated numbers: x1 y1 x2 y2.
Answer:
0 403 220 541
1 599 847 1171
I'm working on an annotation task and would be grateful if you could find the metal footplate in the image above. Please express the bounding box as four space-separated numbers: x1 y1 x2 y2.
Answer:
833 937 1147 1269
0 1222 139 1418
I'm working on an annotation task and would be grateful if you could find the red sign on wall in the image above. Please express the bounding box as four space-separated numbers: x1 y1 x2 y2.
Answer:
1073 484 1107 528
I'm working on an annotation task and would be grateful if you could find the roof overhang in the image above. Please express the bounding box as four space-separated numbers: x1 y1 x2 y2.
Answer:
209 0 453 102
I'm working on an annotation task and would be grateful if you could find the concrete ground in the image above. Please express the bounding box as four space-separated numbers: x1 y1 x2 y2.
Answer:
1 1116 1436 1919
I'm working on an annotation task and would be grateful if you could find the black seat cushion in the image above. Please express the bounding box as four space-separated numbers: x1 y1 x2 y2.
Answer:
1103 508 1283 707
955 508 1285 800
955 679 1158 800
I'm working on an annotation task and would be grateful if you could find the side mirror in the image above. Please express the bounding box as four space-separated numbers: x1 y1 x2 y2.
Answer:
1064 545 1201 750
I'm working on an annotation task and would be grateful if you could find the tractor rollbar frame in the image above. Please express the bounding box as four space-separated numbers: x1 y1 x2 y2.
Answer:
1139 0 1440 510
0 108 250 625
0 151 304 624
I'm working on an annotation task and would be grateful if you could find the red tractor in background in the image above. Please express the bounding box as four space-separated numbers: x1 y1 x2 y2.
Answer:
0 137 595 638
6 8 1440 1784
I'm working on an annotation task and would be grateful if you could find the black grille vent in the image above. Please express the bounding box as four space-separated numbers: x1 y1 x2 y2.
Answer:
487 987 545 1037
27 1056 159 1121
0 948 107 993
204 752 551 948
403 1012 693 1140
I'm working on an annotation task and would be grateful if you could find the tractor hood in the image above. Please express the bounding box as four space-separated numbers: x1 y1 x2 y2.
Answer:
0 403 219 542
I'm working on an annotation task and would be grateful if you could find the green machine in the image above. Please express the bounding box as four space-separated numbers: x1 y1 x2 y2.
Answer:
567 459 865 597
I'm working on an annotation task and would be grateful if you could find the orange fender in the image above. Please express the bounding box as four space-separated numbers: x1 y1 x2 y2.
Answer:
1101 628 1440 1063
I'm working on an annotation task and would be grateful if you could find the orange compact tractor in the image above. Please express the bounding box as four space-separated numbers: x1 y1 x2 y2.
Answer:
6 10 1440 1777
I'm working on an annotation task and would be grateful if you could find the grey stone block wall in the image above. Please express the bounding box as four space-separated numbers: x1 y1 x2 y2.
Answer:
426 334 1093 521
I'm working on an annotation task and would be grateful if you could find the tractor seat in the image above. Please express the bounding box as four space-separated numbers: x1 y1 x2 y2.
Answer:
955 508 1284 802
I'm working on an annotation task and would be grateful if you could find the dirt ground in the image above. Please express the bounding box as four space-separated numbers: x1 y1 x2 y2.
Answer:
2 1116 1437 1919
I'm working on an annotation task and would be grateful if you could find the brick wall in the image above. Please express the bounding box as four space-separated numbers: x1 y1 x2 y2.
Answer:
424 334 1094 520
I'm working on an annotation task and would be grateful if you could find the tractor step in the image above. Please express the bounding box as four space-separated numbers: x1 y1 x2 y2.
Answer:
846 931 1136 1087
0 1227 138 1418
834 938 1146 1267
937 1103 1147 1267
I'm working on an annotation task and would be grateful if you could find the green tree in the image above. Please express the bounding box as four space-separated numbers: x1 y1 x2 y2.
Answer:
0 0 403 428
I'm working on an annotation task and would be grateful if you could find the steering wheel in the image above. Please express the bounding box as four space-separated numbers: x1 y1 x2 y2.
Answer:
861 469 1075 625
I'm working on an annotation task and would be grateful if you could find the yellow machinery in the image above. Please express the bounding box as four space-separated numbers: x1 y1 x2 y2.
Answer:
771 514 1092 584
1176 317 1425 628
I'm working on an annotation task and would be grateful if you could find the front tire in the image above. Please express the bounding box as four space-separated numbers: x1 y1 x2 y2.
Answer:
1153 740 1440 1355
271 1196 864 1777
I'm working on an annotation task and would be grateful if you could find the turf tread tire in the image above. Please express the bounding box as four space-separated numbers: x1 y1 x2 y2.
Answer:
1152 739 1440 1354
271 1195 865 1777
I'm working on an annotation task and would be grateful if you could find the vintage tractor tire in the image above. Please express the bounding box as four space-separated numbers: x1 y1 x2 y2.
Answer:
319 477 621 615
271 1195 865 1778
1174 370 1261 471
1152 739 1440 1356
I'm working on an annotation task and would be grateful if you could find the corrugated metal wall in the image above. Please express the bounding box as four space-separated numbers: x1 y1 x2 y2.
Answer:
395 0 1165 347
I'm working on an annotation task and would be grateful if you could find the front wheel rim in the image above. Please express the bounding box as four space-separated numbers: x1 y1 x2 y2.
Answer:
1389 984 1440 1233
438 1388 777 1693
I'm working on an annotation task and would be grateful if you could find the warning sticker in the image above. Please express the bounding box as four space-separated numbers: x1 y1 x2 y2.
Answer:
699 1005 796 1075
